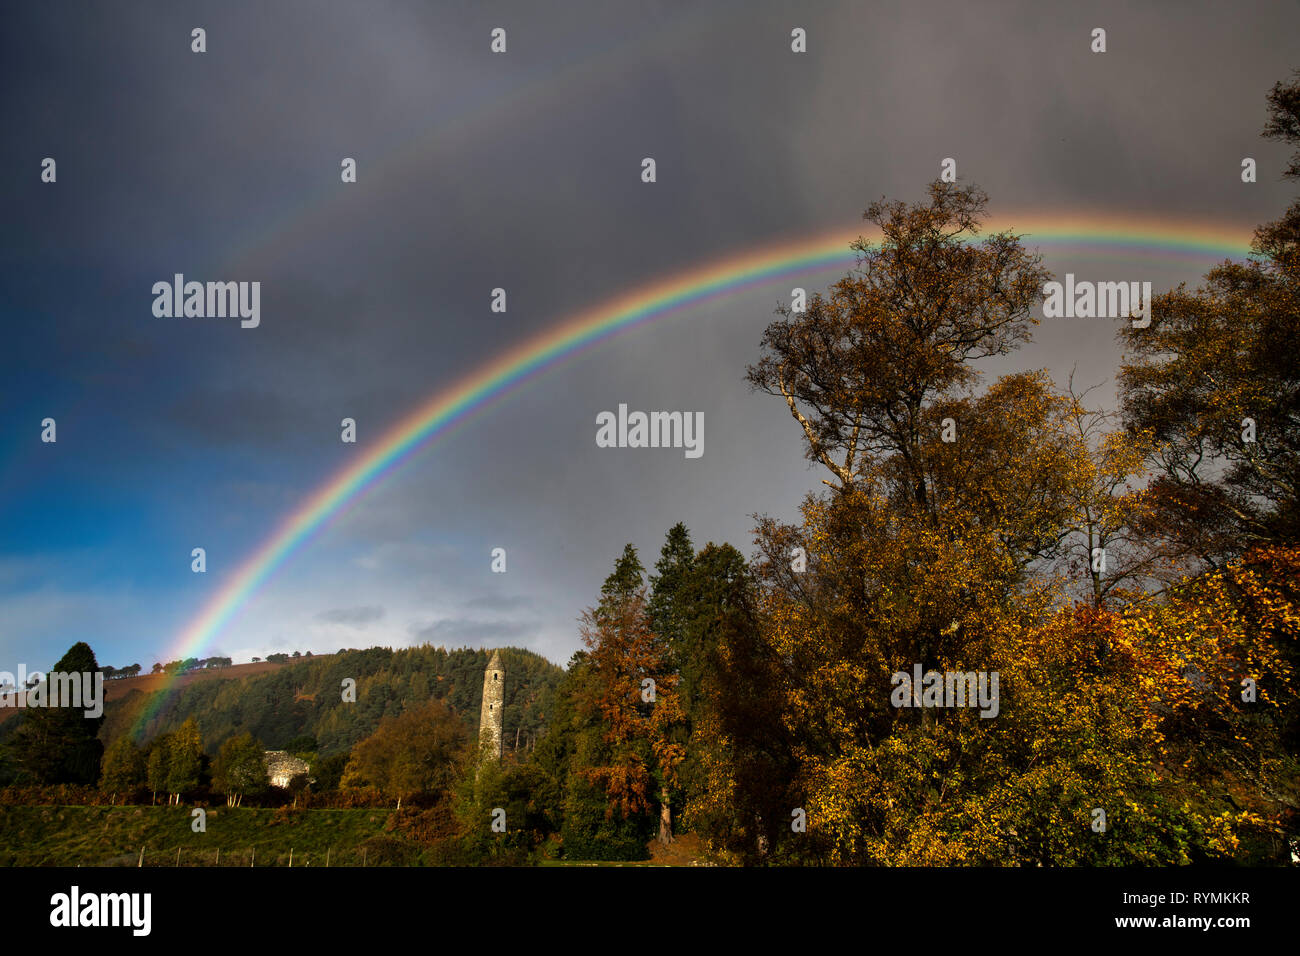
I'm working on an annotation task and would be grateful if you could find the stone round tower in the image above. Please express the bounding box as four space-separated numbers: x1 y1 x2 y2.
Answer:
479 649 505 760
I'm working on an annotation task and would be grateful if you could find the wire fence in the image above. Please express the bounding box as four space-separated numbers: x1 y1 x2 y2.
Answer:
105 845 384 867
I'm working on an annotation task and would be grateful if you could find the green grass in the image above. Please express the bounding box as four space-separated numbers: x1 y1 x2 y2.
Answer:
0 804 401 867
539 858 669 866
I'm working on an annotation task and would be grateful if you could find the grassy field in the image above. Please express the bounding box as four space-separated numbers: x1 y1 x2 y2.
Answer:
539 859 668 866
539 832 715 866
0 804 400 867
0 804 722 867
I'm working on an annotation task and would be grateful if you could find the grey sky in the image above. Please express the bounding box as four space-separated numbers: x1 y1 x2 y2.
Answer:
1 0 1296 671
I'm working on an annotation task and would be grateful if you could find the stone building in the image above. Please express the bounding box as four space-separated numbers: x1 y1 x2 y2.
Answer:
479 649 505 760
263 750 312 789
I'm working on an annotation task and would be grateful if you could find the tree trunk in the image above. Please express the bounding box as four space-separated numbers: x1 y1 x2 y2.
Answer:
658 790 673 845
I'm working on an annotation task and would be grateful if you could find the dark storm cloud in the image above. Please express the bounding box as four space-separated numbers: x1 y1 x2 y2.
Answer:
3 0 1297 668
316 605 386 628
461 594 538 612
408 618 537 645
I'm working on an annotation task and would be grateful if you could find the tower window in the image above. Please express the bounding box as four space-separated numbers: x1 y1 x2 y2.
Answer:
494 674 498 681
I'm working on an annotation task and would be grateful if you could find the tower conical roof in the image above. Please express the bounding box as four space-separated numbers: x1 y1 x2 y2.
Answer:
486 649 503 670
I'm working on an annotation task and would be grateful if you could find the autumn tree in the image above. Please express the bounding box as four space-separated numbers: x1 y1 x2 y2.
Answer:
747 180 1049 496
746 182 1083 725
736 180 1281 864
1108 77 1300 833
99 736 145 802
212 733 268 807
537 649 654 860
752 489 1271 864
165 717 203 804
1254 69 1300 264
444 751 559 865
1118 72 1300 566
1117 260 1299 563
145 733 170 805
571 545 686 845
341 698 467 806
1055 375 1159 607
1122 546 1298 797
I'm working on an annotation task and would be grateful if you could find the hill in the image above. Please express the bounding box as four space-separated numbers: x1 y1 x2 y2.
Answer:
113 645 564 756
1 645 565 762
0 658 295 726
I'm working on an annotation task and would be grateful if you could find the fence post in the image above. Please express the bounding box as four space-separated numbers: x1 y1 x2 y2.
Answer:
289 848 293 868
138 846 144 868
325 846 330 868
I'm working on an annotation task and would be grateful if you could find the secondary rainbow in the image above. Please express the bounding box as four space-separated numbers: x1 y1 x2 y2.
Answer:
139 213 1256 731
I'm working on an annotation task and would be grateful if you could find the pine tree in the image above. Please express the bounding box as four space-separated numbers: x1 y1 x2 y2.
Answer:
598 544 644 614
647 523 696 656
12 642 105 784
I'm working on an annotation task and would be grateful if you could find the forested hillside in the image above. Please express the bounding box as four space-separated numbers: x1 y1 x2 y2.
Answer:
93 646 562 757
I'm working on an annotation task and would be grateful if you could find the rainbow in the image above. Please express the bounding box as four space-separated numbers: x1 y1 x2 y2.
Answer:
136 212 1256 734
